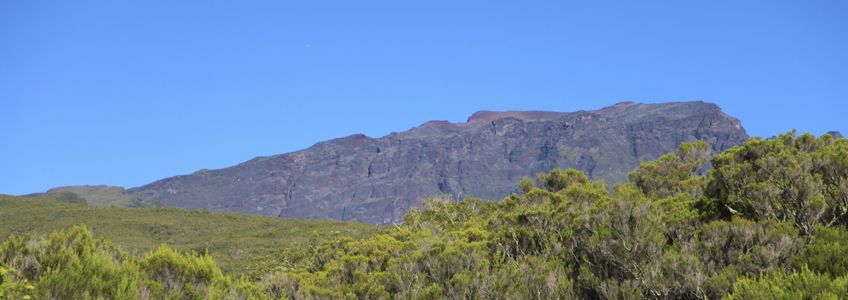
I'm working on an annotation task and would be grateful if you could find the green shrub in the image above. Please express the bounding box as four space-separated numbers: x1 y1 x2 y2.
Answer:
727 267 848 299
0 226 264 299
794 226 848 277
703 132 848 235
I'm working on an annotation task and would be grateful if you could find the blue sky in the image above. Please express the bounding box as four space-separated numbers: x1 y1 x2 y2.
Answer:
1 1 846 195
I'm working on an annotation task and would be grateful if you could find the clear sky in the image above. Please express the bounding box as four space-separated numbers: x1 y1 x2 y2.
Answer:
1 1 846 195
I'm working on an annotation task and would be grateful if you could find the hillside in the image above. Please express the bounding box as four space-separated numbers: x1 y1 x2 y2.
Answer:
26 185 142 207
0 194 380 276
128 101 748 224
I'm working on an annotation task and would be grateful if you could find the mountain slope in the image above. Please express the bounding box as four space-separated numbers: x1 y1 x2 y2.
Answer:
129 101 748 224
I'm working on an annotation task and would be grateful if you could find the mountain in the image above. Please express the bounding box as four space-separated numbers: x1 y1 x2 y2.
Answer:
128 101 748 224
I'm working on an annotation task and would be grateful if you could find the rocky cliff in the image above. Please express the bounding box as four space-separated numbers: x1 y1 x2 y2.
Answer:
128 101 748 224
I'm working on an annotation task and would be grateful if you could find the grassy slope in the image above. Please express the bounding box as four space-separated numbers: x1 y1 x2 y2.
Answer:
36 185 141 206
0 194 381 276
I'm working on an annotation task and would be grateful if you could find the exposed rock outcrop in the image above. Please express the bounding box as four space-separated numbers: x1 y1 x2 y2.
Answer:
129 101 748 224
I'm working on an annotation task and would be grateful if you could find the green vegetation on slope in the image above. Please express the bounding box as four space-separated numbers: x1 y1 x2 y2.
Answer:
29 185 143 207
0 195 380 276
2 131 847 299
0 225 273 299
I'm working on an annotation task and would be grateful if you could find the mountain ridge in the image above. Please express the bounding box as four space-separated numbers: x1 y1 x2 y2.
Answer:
126 101 748 224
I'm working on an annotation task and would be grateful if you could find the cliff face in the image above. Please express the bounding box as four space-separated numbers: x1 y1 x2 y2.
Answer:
128 101 748 224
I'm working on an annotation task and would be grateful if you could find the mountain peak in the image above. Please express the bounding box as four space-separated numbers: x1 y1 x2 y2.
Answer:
129 101 748 224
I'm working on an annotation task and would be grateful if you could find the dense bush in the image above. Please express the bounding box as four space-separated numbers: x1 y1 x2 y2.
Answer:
794 225 848 277
727 267 848 299
628 140 710 199
0 225 265 299
703 132 848 235
268 175 803 299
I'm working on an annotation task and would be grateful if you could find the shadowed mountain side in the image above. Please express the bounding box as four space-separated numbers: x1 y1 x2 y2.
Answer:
128 101 748 224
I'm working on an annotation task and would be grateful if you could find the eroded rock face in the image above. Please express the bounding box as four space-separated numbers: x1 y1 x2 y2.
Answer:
128 101 748 224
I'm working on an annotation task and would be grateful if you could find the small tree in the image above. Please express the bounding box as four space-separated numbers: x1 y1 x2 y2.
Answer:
628 140 710 199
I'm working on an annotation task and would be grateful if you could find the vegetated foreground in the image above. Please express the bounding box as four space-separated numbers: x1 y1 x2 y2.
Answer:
0 196 380 276
1 131 847 299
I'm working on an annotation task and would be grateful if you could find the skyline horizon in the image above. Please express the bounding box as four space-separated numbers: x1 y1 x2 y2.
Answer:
5 100 842 196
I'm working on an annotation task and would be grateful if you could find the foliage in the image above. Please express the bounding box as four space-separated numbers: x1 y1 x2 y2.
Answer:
794 225 848 277
703 131 848 235
628 140 710 199
265 168 801 299
533 167 590 193
727 267 848 299
0 225 266 299
0 195 380 276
